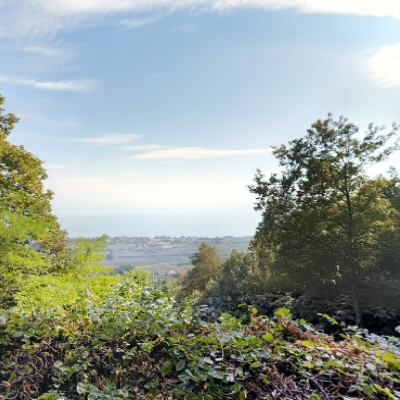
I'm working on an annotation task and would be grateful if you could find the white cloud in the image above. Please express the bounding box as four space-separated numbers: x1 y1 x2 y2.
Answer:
213 0 400 19
0 75 98 92
367 43 400 88
74 134 142 146
20 43 75 58
32 0 400 19
132 146 272 160
120 15 163 29
1 0 400 39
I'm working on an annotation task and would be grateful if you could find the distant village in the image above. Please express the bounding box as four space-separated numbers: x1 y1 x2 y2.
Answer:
102 236 252 277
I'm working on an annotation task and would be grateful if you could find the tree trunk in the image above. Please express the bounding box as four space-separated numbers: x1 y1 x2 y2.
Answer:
351 287 363 327
347 247 363 326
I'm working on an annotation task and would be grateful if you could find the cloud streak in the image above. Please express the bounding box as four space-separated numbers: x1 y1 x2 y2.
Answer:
213 0 400 19
0 75 98 92
132 147 272 160
31 0 400 19
1 0 400 39
367 43 400 88
74 134 142 146
120 15 163 29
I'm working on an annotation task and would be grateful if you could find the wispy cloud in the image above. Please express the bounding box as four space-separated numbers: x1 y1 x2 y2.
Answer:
0 75 98 92
120 15 163 29
20 43 75 58
34 0 400 19
74 134 142 146
367 43 400 88
132 147 272 160
213 0 400 19
2 1 400 40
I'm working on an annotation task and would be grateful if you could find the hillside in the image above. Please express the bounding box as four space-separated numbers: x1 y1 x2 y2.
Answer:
1 273 400 400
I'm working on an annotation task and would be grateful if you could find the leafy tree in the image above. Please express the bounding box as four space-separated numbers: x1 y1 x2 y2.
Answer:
178 243 222 299
71 235 108 267
0 93 69 307
249 115 400 325
218 250 267 297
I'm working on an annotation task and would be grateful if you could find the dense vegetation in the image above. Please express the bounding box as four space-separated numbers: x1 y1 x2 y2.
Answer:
1 93 400 399
2 274 400 400
178 116 400 334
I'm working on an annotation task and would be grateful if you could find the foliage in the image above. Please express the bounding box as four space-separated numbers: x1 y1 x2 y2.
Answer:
217 250 268 296
178 243 222 299
70 235 108 267
0 94 69 308
248 115 400 325
1 277 400 399
10 234 143 312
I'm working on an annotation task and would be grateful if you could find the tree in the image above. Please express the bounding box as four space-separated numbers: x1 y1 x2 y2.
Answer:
0 93 69 307
217 250 267 297
178 243 222 299
249 115 400 326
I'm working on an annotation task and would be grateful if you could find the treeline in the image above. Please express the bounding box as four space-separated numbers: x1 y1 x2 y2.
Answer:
177 115 400 333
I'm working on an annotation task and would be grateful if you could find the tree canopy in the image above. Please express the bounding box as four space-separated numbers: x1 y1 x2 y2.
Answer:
0 94 69 307
178 242 222 299
249 115 400 326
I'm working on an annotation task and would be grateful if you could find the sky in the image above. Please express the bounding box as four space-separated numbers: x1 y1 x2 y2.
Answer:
1 0 400 237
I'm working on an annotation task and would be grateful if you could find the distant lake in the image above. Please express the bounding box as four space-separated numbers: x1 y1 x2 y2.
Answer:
57 208 261 238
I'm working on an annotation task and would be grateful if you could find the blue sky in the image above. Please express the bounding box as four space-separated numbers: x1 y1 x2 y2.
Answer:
1 1 400 237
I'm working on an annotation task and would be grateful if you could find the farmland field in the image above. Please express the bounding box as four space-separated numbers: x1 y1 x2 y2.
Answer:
100 236 252 276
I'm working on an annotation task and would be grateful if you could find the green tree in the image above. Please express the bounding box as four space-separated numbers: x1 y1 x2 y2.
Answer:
0 93 69 307
249 115 400 326
71 235 108 267
178 243 222 299
218 250 267 297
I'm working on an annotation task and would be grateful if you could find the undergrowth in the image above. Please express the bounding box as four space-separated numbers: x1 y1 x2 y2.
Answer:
0 275 400 399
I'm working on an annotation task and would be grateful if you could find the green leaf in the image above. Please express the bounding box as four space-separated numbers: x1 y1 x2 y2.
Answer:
162 360 173 375
176 360 186 371
379 351 400 369
362 385 375 396
275 308 291 318
385 389 396 399
262 377 271 385
77 383 90 394
262 333 274 342
349 385 359 392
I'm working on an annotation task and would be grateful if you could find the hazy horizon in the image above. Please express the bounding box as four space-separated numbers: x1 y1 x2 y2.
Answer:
58 207 261 238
